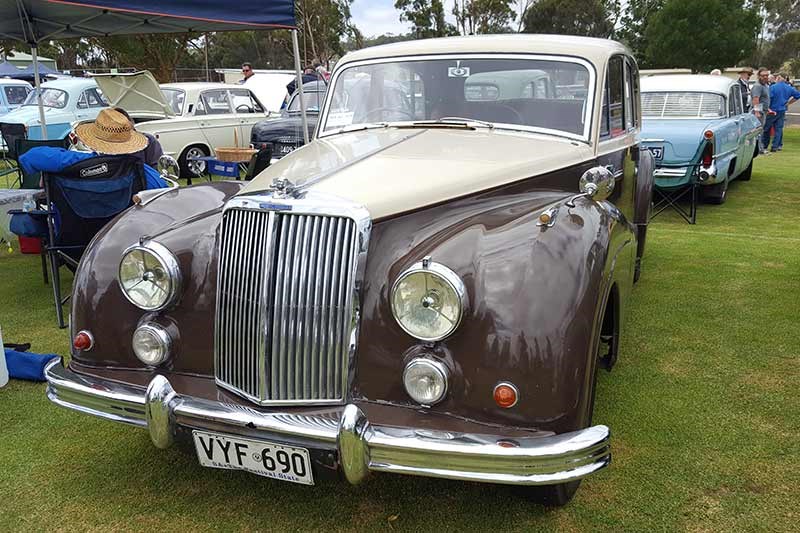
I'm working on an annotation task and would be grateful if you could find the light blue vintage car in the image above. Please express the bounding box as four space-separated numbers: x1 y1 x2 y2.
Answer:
639 74 761 204
0 77 107 140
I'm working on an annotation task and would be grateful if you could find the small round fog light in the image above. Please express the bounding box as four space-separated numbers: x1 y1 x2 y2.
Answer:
132 323 171 366
403 358 448 406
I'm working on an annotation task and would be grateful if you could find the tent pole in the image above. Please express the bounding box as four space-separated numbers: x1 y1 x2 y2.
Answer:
292 29 309 145
31 44 48 140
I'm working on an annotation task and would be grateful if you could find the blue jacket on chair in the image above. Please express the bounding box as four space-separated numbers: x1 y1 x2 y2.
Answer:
19 147 168 190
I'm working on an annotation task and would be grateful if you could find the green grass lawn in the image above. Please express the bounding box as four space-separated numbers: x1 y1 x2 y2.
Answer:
1 132 799 531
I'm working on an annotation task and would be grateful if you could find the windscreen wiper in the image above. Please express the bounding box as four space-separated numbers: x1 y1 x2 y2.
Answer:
332 122 391 134
409 116 495 129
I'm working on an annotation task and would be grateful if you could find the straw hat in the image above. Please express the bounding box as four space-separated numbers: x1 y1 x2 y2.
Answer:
74 108 148 154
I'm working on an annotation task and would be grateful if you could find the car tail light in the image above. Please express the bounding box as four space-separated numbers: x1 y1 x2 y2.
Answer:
703 130 714 140
68 131 78 145
701 142 713 167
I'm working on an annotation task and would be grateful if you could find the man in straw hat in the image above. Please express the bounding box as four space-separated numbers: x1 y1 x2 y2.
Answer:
19 108 167 190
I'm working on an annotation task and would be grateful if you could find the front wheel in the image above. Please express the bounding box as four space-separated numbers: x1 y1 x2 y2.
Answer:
523 310 606 507
178 145 209 179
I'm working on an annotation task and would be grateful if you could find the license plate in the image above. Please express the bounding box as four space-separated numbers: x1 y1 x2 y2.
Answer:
279 145 295 154
648 146 663 160
192 430 314 485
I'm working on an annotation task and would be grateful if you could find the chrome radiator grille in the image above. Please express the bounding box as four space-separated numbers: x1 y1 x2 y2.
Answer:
214 207 359 404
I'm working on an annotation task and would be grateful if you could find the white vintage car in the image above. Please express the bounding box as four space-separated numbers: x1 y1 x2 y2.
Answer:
94 72 273 176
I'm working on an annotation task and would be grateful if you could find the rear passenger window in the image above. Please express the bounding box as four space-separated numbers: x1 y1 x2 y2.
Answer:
601 56 626 138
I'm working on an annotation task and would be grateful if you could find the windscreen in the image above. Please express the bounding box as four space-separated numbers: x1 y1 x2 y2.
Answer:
23 88 67 109
321 57 592 138
161 89 185 115
288 91 324 112
642 91 725 118
4 85 30 105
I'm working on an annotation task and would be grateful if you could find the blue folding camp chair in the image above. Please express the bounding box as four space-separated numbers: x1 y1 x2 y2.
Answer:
41 155 146 327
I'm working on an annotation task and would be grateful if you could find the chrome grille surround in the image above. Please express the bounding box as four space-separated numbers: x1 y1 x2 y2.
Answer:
214 191 371 405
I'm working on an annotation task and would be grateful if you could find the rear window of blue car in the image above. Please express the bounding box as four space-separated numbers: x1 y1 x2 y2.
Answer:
642 91 725 118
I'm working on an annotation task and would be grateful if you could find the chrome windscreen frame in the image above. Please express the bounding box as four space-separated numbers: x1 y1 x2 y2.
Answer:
213 190 372 406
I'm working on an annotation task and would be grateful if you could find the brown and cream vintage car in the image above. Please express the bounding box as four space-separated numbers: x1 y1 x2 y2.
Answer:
45 35 654 506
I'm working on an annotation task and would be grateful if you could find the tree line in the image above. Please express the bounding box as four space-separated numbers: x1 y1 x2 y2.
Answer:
3 0 800 81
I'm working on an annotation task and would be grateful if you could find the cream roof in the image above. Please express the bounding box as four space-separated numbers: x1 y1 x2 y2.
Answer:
339 34 631 68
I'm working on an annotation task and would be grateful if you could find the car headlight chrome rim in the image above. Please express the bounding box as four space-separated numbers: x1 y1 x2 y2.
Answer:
403 358 449 405
118 241 181 311
132 323 172 366
391 258 467 342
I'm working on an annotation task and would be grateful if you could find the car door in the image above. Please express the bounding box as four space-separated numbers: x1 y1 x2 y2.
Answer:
727 85 747 176
195 89 238 151
229 88 269 145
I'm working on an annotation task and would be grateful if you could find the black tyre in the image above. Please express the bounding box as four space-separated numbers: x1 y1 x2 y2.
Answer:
178 145 209 179
702 180 728 204
526 312 606 507
740 149 755 181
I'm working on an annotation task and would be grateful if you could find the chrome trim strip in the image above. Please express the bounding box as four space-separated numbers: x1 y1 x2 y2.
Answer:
45 361 612 487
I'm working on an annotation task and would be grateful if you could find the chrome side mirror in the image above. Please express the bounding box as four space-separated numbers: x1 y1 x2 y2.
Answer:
579 166 615 201
158 155 179 178
566 166 615 207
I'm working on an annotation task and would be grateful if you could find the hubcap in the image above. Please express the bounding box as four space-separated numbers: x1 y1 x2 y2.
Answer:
186 148 207 175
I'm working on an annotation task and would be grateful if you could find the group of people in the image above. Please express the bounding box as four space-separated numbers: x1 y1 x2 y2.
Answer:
720 66 800 154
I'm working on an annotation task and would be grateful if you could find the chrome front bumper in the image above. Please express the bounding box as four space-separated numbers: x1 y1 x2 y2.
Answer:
45 360 611 486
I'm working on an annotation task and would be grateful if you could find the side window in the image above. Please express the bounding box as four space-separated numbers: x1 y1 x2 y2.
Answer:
733 85 743 115
77 90 88 108
728 87 740 116
199 89 231 115
628 58 640 128
86 89 107 108
601 56 626 138
623 58 637 130
229 89 264 114
608 56 625 136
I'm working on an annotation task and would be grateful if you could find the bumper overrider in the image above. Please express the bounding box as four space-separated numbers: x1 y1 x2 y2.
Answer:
45 360 611 486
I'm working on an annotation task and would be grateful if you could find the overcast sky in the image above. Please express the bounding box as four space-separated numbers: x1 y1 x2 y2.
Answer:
351 0 410 37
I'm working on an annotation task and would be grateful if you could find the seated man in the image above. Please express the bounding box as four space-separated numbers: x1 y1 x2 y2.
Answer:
19 108 168 190
113 107 164 168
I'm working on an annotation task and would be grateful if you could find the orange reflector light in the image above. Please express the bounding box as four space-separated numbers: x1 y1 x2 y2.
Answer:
538 212 551 225
73 331 93 351
497 439 519 448
703 130 714 140
493 382 518 409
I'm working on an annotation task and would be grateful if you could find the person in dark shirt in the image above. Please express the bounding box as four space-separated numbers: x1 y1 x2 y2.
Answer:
283 67 321 108
113 107 164 168
20 108 167 190
737 67 753 111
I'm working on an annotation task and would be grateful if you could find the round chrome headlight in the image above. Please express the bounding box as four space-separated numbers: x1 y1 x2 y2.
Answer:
391 259 466 342
132 323 171 366
403 358 448 405
118 241 181 311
